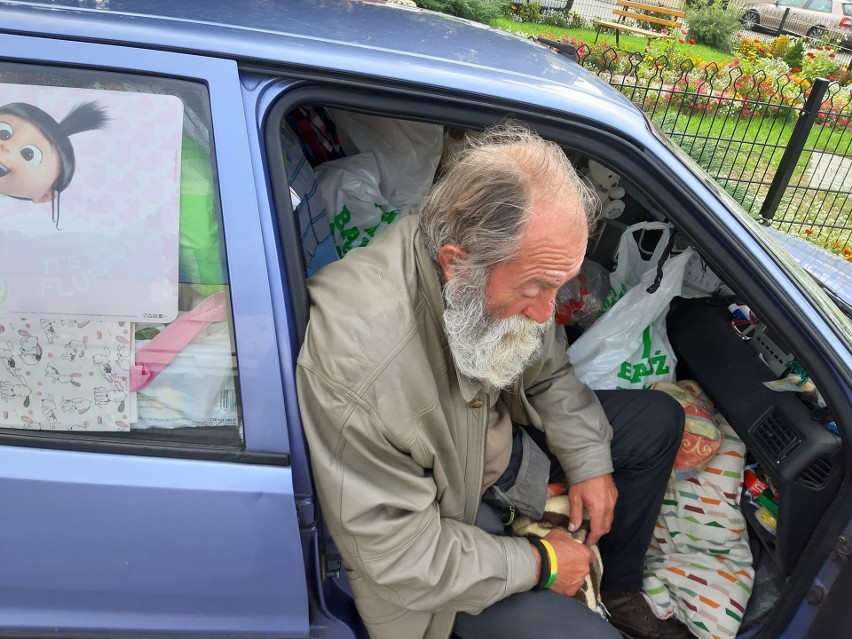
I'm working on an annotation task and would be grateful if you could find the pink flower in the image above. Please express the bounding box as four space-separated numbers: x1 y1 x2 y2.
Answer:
661 28 669 35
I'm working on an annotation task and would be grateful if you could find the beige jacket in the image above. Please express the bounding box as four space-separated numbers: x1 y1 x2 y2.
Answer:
297 216 613 639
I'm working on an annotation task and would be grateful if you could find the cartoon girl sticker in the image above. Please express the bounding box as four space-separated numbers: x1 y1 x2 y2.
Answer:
0 101 109 228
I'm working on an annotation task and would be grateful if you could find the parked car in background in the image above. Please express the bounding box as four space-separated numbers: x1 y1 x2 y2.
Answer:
740 0 852 47
1 1 851 638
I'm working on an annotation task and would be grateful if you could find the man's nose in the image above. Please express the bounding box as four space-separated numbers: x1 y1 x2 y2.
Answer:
523 291 556 324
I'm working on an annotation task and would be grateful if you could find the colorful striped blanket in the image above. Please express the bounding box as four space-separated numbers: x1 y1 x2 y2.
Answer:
643 416 754 639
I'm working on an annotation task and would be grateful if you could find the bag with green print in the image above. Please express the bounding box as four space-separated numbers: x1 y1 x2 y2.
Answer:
315 112 443 259
567 222 693 391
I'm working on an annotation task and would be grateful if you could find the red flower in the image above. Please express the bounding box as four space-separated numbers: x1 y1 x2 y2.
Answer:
829 53 836 58
792 67 801 73
804 229 814 235
689 39 696 45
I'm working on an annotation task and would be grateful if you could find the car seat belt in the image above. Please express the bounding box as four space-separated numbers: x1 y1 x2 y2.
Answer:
129 291 227 392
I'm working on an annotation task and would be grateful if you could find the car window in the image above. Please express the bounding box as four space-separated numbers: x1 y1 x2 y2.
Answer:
779 0 809 8
843 2 852 16
0 61 243 450
807 0 833 12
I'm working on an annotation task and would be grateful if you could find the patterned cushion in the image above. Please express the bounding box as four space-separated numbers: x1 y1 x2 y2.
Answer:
651 380 723 480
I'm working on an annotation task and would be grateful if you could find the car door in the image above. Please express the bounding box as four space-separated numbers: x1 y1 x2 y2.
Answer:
764 0 809 30
0 34 309 638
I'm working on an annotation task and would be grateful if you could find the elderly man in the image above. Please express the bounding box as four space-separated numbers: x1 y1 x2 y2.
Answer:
297 123 689 639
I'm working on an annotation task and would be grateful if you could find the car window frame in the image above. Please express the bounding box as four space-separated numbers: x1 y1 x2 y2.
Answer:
0 34 291 463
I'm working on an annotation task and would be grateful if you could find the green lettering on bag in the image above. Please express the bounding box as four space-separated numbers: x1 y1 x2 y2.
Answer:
641 326 652 358
339 225 362 256
650 353 670 376
603 283 629 311
616 326 669 385
333 205 352 230
380 207 399 225
617 362 634 382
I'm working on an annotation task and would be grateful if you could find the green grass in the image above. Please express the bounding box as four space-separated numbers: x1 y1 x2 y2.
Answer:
490 18 734 65
491 17 851 250
652 109 851 248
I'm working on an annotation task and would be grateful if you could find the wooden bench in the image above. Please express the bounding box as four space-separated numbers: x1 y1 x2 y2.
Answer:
593 0 686 47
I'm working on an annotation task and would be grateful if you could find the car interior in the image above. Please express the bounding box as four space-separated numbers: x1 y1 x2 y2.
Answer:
266 95 848 637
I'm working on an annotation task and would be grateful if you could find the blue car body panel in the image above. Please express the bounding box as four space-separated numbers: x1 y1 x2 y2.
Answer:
0 1 850 638
0 445 307 635
0 30 308 637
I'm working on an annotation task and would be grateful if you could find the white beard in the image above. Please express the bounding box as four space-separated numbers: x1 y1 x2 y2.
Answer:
443 277 551 389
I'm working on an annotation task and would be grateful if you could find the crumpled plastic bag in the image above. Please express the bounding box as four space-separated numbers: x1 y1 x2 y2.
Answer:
555 258 611 330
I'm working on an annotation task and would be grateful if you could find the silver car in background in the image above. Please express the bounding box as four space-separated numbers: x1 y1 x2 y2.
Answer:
740 0 852 47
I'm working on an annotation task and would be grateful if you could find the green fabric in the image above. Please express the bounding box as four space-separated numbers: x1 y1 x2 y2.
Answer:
179 136 225 294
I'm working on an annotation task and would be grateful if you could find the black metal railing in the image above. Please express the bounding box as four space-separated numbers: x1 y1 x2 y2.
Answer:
575 46 852 251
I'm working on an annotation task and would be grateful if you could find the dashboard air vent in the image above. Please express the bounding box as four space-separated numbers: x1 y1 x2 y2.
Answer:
797 457 835 490
752 410 801 463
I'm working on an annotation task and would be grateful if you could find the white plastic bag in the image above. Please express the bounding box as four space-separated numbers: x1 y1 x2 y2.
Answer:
133 321 237 429
327 109 443 211
607 221 676 305
567 223 693 390
315 152 401 258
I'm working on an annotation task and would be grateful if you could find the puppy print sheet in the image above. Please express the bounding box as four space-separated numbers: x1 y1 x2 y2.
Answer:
0 318 134 431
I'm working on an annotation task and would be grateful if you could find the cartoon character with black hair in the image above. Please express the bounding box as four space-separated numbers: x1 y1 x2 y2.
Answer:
0 101 109 228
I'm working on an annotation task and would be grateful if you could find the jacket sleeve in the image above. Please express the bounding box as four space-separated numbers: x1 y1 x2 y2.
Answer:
297 362 538 614
522 323 614 485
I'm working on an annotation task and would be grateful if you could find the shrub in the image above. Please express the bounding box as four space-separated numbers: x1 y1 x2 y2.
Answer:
684 0 741 52
516 1 541 23
540 8 586 28
782 37 805 69
415 0 511 24
769 35 792 58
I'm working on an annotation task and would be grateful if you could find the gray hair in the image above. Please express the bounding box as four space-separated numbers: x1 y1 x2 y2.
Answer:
419 122 598 274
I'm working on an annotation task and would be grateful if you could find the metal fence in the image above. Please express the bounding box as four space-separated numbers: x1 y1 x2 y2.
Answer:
571 47 852 250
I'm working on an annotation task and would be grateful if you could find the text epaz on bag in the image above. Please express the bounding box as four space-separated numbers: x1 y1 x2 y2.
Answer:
616 325 671 388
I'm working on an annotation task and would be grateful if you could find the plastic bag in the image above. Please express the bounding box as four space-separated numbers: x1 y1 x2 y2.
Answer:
555 258 611 330
327 109 443 211
133 321 237 430
316 112 443 258
315 152 401 259
607 221 676 306
567 223 693 390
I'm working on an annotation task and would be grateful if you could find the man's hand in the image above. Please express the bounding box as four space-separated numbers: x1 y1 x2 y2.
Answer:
539 529 594 597
567 474 617 546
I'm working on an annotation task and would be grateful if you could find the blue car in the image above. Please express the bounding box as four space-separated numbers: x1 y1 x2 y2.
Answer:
0 1 850 637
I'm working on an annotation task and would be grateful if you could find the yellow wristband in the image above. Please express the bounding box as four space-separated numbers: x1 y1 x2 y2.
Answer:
539 539 558 589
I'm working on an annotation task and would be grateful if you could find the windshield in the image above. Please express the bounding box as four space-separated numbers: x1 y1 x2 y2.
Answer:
648 119 852 346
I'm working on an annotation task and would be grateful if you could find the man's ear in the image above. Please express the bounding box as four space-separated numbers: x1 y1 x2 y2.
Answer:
437 245 468 282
